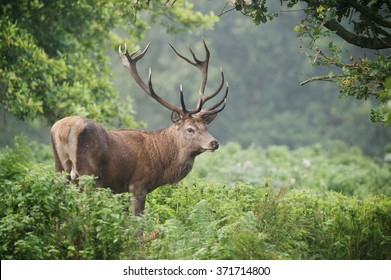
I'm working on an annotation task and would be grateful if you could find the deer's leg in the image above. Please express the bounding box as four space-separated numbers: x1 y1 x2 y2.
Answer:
51 135 64 173
131 194 146 216
52 149 73 183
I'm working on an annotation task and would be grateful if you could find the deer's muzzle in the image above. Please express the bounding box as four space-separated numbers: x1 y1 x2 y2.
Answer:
209 140 219 151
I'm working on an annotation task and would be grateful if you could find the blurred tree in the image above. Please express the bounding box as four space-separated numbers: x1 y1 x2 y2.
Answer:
0 0 218 127
113 1 389 156
224 0 391 123
1 0 389 157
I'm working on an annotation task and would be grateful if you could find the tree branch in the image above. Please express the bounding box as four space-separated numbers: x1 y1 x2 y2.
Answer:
324 19 391 49
300 74 344 86
345 0 391 29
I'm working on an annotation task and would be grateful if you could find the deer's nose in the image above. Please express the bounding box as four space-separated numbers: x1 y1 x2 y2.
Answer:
210 140 219 150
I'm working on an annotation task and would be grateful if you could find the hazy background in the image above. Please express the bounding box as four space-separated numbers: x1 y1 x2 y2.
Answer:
112 1 390 156
2 1 390 157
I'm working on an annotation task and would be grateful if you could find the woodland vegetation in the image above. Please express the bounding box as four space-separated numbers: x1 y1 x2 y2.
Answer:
1 138 390 259
0 0 390 259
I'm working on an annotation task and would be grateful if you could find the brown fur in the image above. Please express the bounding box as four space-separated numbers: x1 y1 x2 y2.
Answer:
51 115 219 215
52 40 228 215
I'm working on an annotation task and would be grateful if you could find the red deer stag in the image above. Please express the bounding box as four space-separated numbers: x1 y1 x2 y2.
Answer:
51 40 228 215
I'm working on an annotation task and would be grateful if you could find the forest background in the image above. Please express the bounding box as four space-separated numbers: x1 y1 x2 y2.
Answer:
1 0 390 260
1 0 390 156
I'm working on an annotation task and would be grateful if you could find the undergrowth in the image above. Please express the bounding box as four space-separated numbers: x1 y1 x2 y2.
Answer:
191 141 391 197
0 138 390 259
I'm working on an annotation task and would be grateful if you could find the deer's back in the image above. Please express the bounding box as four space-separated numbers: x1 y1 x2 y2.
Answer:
51 116 129 192
50 116 179 194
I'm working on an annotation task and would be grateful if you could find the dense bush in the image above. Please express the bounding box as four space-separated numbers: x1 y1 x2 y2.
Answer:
145 182 391 259
0 139 143 259
0 138 390 259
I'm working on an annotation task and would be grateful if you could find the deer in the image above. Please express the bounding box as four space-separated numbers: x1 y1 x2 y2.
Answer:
50 39 228 215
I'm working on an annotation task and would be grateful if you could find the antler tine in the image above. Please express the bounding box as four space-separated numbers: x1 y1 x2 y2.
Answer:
168 42 196 66
128 43 150 61
147 68 181 112
118 43 151 66
119 43 151 94
198 87 228 119
203 83 229 112
200 67 225 105
190 65 226 115
195 39 210 97
169 39 210 66
120 40 228 120
169 39 210 114
119 42 183 114
210 98 227 114
179 84 188 113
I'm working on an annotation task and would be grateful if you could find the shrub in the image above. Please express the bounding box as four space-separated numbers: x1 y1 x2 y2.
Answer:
145 181 391 259
0 139 144 259
1 138 390 259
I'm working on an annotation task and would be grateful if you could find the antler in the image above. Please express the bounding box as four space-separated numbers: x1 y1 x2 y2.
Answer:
119 43 183 114
168 39 228 117
119 40 228 120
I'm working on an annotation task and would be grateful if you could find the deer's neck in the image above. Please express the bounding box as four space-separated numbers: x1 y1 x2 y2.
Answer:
152 126 195 184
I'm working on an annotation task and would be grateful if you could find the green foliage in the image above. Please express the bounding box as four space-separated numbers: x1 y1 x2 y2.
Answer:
106 180 391 259
272 190 391 259
192 141 391 197
0 0 217 126
2 1 389 157
1 139 390 259
122 2 390 157
145 0 218 34
225 0 391 123
372 76 391 123
1 0 128 126
0 138 143 259
1 0 389 260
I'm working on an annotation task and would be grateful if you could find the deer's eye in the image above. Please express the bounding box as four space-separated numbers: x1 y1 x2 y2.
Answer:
187 127 195 134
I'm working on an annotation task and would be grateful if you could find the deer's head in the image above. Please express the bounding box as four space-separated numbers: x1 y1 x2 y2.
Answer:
119 39 228 154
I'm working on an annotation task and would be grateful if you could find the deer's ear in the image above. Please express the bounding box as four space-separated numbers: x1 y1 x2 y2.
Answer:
171 110 182 123
202 112 217 124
